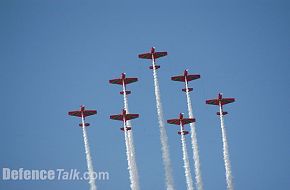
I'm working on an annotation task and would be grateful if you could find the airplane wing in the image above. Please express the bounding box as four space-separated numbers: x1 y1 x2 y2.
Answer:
182 118 195 125
138 52 167 59
206 99 219 105
138 53 152 59
68 110 96 117
171 75 185 82
167 119 181 125
154 52 167 59
124 78 138 84
68 111 82 117
110 114 123 121
171 74 200 82
109 79 122 85
187 74 200 81
83 110 97 117
125 114 139 120
221 98 235 105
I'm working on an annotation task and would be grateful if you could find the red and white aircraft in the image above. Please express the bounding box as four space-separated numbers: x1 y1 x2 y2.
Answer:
171 69 200 92
109 73 138 95
167 113 195 135
110 109 139 131
138 47 168 70
206 93 235 115
68 105 97 127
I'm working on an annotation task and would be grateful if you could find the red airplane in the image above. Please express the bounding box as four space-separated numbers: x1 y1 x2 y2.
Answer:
68 105 97 127
138 47 168 70
110 109 139 131
167 113 195 135
109 73 138 95
206 93 235 115
171 69 200 92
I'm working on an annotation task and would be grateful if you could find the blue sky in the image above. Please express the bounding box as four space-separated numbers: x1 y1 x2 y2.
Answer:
1 0 290 189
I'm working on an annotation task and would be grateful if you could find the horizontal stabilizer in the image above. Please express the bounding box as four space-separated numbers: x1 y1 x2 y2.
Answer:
120 127 132 131
149 65 160 70
79 123 90 127
182 88 193 92
217 111 228 116
120 90 131 95
178 131 189 135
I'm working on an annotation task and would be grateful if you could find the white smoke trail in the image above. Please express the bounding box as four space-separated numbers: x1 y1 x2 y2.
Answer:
184 80 203 190
152 60 175 190
123 122 135 190
81 116 97 190
219 104 234 190
127 130 139 189
122 83 140 190
180 124 194 190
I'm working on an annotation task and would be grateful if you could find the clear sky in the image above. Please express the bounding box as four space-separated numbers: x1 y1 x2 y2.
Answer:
1 0 290 189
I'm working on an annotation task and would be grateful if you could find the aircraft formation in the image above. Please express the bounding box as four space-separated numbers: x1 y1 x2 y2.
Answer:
68 47 236 190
